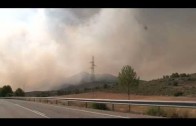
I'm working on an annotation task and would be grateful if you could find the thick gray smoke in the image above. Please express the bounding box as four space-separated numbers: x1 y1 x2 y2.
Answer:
0 8 196 91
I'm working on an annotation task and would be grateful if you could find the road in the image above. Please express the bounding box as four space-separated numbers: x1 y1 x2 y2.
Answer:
0 99 159 118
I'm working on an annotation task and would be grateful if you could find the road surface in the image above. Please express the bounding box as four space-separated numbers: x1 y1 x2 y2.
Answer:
0 99 158 118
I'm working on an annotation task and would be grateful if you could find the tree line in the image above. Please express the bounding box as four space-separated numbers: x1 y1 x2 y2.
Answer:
0 65 139 98
163 73 190 79
0 85 25 97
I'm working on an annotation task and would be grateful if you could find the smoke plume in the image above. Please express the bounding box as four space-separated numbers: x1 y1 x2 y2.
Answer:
0 8 196 91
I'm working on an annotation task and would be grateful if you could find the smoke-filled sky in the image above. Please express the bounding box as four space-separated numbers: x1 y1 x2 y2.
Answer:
0 8 196 91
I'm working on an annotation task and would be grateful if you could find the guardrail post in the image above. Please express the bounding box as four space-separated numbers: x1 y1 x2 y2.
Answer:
56 100 57 104
68 101 69 106
85 102 87 108
112 104 114 111
129 105 131 112
158 106 160 111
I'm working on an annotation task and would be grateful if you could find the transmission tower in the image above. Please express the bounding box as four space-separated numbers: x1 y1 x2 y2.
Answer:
90 56 96 82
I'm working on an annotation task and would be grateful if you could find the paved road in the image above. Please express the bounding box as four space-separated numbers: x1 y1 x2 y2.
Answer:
0 99 158 118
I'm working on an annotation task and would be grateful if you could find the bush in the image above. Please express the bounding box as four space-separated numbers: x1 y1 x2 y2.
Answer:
173 81 178 86
74 89 79 94
95 86 100 90
57 90 67 95
174 91 183 97
92 103 108 110
84 88 90 92
187 77 192 81
103 84 109 89
146 107 166 117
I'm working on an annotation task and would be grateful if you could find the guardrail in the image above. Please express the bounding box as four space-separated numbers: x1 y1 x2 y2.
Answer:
2 96 196 112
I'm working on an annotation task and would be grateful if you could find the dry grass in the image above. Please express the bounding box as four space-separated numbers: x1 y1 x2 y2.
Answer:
59 91 196 101
146 107 196 118
55 91 196 117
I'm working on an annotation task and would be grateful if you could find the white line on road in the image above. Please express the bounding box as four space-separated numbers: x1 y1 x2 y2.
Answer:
13 103 49 118
5 99 131 118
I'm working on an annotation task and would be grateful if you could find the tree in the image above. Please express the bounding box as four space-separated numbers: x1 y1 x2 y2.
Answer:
118 65 140 100
179 73 190 78
171 73 179 78
103 84 108 89
0 88 2 97
0 85 13 97
163 75 169 79
14 88 25 96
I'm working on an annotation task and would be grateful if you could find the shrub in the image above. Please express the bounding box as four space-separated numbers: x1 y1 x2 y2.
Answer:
92 103 108 110
173 81 178 86
84 88 90 92
187 77 192 81
174 91 183 97
168 81 172 85
74 89 79 94
165 108 190 118
103 84 108 89
95 86 100 90
146 107 166 117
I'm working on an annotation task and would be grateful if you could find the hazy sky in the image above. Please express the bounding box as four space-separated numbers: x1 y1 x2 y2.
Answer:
0 8 196 91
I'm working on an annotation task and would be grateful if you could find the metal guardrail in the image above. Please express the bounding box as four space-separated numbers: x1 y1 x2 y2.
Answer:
2 96 196 110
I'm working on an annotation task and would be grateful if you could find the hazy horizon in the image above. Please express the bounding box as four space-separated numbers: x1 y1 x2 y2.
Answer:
0 8 196 91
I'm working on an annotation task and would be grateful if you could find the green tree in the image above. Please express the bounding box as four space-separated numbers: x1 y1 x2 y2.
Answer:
14 88 25 96
171 73 179 78
1 85 13 97
118 65 139 100
179 73 190 78
103 84 108 89
0 88 2 97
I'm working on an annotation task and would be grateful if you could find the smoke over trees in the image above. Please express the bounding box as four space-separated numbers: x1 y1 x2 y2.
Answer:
0 9 196 91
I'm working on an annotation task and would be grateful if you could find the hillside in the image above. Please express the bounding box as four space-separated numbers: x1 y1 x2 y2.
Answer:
52 72 118 90
25 72 196 97
128 73 196 96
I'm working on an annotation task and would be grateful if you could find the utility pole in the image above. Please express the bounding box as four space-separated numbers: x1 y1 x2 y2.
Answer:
90 56 96 82
90 56 96 98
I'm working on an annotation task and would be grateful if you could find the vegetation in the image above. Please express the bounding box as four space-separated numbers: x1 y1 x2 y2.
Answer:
146 107 166 117
171 73 180 78
14 88 25 96
0 85 25 97
0 85 13 97
91 103 108 110
25 72 196 97
172 81 178 86
103 84 109 89
146 107 190 118
118 65 139 99
174 91 183 97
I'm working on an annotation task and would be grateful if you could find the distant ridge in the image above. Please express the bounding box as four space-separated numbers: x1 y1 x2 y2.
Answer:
52 72 118 90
